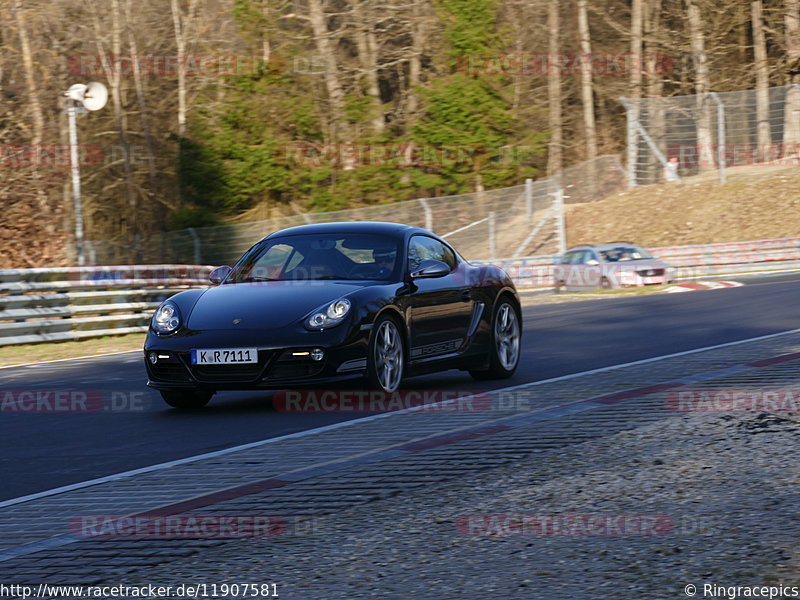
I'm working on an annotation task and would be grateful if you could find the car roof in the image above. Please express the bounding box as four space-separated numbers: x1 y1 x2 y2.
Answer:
563 242 643 253
262 221 439 242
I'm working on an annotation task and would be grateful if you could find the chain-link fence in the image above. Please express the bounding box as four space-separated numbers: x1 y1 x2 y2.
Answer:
82 154 625 265
621 84 800 186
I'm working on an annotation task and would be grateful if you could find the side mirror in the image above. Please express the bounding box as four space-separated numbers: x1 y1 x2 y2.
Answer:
410 259 451 279
585 259 600 267
209 265 232 284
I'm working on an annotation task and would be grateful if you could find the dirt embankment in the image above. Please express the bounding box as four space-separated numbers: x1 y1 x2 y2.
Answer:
566 168 800 248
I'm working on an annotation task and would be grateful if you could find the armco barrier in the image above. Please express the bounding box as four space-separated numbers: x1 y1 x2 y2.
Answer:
474 236 800 287
1 236 799 347
0 265 213 346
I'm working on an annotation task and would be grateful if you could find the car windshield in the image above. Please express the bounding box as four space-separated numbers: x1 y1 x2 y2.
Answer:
228 233 402 282
598 245 653 262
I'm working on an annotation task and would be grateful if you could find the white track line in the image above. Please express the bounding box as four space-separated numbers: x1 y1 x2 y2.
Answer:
2 326 800 510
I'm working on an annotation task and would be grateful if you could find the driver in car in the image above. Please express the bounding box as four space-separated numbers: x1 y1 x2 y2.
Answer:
374 248 397 278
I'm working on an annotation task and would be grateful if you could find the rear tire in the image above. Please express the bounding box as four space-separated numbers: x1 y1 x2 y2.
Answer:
470 297 521 380
367 315 405 393
160 390 213 409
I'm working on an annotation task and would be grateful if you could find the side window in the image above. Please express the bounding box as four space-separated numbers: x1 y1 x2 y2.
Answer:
440 244 457 269
408 235 455 272
561 251 576 265
250 244 298 279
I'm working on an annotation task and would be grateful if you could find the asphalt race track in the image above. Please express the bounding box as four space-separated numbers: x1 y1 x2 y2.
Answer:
1 279 798 502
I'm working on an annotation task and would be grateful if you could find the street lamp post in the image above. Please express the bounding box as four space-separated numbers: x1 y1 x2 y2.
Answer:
63 82 108 266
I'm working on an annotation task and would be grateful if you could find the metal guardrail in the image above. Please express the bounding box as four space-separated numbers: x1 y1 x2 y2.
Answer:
473 237 800 287
0 266 213 347
2 236 799 347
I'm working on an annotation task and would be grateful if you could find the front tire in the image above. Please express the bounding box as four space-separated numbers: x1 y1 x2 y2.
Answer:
160 390 213 409
367 315 405 393
470 297 521 380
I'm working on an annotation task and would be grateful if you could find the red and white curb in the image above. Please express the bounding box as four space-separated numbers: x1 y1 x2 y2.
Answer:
665 281 744 293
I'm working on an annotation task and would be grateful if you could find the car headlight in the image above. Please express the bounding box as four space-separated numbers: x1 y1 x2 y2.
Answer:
304 298 351 330
152 301 182 334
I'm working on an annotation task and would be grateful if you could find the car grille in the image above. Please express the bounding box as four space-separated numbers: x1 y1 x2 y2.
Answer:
149 355 192 383
267 361 326 380
637 268 664 277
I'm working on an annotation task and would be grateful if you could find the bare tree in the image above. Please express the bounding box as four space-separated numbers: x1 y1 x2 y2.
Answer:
577 0 597 161
171 0 200 137
546 0 562 175
686 0 715 172
629 0 644 102
783 0 800 151
788 0 800 81
751 0 772 161
11 0 44 149
405 0 428 125
91 0 139 239
306 0 350 149
353 0 385 135
124 0 160 206
645 0 666 181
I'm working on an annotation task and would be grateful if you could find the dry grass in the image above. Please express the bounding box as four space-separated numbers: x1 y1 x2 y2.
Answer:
566 169 800 248
0 333 145 368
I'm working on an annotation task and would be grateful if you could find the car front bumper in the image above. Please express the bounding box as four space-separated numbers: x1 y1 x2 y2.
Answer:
144 325 370 391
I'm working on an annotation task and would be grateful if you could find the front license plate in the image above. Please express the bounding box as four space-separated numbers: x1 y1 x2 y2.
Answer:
191 348 258 365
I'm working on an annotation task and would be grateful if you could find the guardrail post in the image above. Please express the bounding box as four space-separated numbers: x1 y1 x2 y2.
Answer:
488 211 496 257
133 234 141 264
709 92 727 184
553 189 566 254
525 178 533 223
621 98 637 188
67 103 85 266
188 228 202 265
85 241 96 266
419 198 433 231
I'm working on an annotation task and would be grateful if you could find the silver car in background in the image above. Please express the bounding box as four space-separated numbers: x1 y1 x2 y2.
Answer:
554 243 676 292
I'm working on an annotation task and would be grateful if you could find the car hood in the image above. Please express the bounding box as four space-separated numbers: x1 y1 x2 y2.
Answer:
186 281 368 330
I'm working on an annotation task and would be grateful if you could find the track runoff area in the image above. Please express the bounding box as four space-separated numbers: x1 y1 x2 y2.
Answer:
1 303 800 597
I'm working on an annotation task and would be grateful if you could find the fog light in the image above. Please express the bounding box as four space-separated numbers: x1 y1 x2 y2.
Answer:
149 352 158 364
310 348 324 361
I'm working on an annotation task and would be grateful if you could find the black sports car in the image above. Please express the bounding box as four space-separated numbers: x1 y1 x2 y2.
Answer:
144 222 522 408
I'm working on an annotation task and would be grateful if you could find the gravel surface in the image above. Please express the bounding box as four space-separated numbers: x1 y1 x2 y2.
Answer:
133 410 800 599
